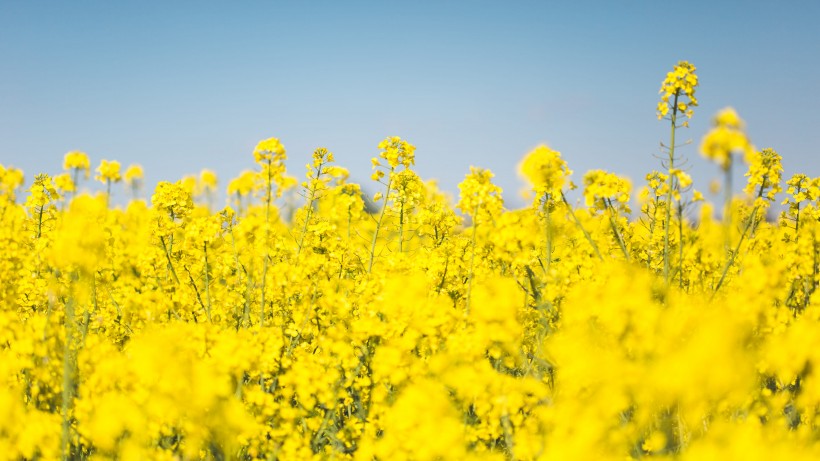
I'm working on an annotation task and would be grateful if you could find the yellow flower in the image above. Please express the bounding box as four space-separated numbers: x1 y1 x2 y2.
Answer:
124 164 144 186
700 108 754 170
53 173 75 193
95 159 122 183
376 136 415 169
657 61 698 120
582 169 631 213
744 148 783 206
457 166 503 220
227 170 256 197
518 144 572 205
151 180 193 219
0 164 25 198
200 169 217 189
252 137 286 163
63 150 91 178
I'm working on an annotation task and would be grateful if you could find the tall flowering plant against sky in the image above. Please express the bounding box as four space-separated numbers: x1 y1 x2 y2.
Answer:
700 107 754 232
457 166 502 314
368 136 416 273
657 61 698 283
518 145 572 273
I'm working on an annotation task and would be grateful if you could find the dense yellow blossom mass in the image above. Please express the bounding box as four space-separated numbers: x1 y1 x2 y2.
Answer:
2 62 820 460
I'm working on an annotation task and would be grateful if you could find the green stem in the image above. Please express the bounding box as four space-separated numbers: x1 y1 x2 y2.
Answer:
664 91 679 283
261 157 274 327
184 264 206 323
229 223 249 329
296 198 315 256
724 163 733 248
60 297 76 461
72 169 79 200
606 199 630 261
561 192 603 260
347 204 352 242
36 205 44 239
260 259 268 328
466 205 479 316
297 163 323 256
265 158 273 224
678 201 684 289
544 195 552 275
204 242 212 322
243 262 253 328
159 236 180 284
713 205 760 296
501 410 515 458
647 198 659 269
398 200 405 253
81 274 98 343
368 170 394 273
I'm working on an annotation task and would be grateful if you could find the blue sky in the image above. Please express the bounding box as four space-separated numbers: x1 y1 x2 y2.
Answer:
1 0 819 208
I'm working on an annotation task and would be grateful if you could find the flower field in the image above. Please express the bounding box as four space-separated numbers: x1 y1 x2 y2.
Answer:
2 62 820 460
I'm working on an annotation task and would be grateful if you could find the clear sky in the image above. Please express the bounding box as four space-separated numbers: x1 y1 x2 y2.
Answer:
1 0 819 208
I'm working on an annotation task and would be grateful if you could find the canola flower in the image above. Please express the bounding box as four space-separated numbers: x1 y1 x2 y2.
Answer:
700 107 755 171
3 61 820 461
657 61 698 284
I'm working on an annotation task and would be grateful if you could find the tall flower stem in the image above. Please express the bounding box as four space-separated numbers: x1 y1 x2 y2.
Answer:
724 164 733 248
606 199 630 261
60 296 76 461
663 92 679 283
368 170 394 273
561 192 603 260
260 158 273 327
543 196 552 275
712 205 759 296
678 201 685 289
204 242 212 322
297 161 324 257
465 205 479 316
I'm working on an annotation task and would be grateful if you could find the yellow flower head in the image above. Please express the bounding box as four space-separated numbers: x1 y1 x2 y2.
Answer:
95 159 122 184
583 169 631 213
227 170 256 197
26 173 60 208
375 136 415 170
714 107 744 129
124 164 144 186
744 148 783 206
64 150 91 178
53 173 75 193
201 169 217 187
253 137 286 163
518 145 572 204
457 166 503 220
700 108 754 171
0 164 25 197
657 61 698 120
151 180 193 220
311 147 333 169
645 171 670 198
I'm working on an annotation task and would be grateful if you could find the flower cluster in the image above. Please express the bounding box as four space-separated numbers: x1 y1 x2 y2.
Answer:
582 169 632 213
700 107 755 170
657 60 699 120
518 144 572 206
95 159 122 184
